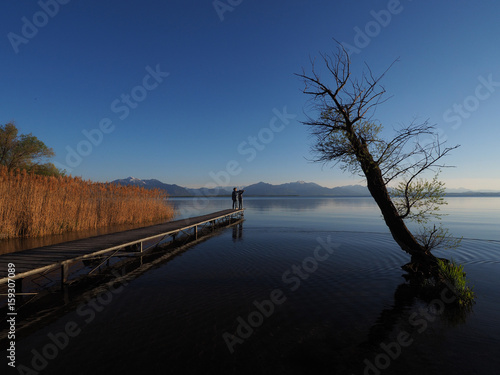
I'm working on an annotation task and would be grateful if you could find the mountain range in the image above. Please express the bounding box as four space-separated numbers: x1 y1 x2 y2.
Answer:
111 177 374 197
111 177 500 197
111 177 371 196
112 177 191 196
241 181 370 196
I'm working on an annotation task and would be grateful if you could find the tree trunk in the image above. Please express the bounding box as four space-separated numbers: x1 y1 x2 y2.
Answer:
364 164 425 256
347 126 437 271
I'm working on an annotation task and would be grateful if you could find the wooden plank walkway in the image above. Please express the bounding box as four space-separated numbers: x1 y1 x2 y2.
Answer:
0 209 244 285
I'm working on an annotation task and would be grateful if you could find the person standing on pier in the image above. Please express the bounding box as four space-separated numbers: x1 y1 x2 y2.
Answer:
232 188 238 209
237 189 245 209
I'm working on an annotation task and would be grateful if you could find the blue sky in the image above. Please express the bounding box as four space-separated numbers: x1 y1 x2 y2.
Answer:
1 0 499 190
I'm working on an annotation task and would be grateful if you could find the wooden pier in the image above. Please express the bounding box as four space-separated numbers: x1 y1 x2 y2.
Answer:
0 209 244 288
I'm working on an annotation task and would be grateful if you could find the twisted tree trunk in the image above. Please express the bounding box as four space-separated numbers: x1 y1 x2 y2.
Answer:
346 124 438 277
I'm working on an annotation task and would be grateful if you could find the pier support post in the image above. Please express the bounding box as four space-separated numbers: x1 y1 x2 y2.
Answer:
193 226 198 239
61 262 69 287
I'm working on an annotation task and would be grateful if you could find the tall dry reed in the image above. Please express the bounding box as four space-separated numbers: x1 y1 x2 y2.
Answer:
0 166 175 239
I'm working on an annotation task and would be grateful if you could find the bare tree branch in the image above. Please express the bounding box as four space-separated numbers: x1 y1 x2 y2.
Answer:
297 44 460 258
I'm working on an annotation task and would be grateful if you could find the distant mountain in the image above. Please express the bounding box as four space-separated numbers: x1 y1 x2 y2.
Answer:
187 187 232 196
112 177 191 196
111 178 371 197
111 177 499 197
446 187 500 196
243 181 370 196
447 187 472 194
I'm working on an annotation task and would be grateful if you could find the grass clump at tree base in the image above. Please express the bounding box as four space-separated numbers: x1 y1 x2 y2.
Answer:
435 258 475 308
406 257 476 310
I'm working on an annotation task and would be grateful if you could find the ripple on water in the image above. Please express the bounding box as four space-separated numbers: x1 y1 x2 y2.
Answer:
12 226 500 375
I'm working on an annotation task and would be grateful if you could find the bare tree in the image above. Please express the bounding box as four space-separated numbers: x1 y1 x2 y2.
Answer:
296 46 459 277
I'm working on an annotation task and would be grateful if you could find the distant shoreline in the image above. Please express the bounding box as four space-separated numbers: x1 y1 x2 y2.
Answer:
445 192 500 197
168 193 500 198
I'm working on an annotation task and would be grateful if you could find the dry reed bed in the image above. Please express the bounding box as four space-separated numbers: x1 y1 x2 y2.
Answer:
0 166 175 239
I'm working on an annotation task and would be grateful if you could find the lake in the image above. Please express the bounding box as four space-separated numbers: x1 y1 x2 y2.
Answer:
4 197 500 374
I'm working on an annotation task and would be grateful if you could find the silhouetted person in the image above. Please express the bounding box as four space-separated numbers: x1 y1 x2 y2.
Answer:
237 189 244 209
232 188 238 209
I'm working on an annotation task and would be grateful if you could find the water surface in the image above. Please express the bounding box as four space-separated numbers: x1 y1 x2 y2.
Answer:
5 197 500 374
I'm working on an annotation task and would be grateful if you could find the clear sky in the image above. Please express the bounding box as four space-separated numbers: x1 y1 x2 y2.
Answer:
2 0 499 190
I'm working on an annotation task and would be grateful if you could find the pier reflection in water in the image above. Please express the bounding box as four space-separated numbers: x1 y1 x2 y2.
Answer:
5 197 500 374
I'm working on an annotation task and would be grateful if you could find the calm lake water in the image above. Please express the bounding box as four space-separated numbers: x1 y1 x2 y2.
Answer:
4 197 500 374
